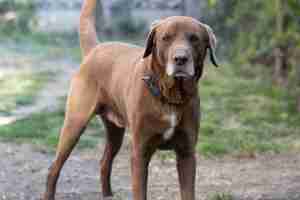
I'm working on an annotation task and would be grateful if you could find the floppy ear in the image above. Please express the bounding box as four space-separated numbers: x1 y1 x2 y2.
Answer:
202 24 219 67
143 28 156 58
143 20 161 58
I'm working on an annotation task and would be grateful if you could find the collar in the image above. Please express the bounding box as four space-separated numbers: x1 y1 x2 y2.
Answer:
142 75 161 97
142 74 185 105
142 73 195 105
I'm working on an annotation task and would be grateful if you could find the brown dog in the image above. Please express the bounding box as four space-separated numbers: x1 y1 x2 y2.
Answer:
43 0 218 200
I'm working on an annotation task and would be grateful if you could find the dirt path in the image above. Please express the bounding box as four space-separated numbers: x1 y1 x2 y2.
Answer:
1 141 300 200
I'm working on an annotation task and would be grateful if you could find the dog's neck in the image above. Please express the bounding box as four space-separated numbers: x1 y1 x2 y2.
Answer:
143 56 196 105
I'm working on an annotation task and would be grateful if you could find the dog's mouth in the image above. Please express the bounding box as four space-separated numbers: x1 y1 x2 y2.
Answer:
173 72 193 80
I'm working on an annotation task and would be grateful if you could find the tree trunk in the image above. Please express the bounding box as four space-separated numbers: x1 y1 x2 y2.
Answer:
297 96 300 113
273 0 289 87
273 47 289 87
296 62 300 112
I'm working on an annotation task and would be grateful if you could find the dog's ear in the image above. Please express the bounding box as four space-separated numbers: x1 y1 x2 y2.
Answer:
143 28 156 58
143 21 161 58
201 24 219 67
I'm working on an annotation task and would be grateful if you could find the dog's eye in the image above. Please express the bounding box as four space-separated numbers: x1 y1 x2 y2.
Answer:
162 34 172 42
188 34 199 43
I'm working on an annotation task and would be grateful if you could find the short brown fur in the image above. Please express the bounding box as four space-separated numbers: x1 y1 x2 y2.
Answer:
43 0 218 200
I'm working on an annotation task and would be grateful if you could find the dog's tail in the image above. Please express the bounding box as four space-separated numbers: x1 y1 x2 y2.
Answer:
79 0 98 58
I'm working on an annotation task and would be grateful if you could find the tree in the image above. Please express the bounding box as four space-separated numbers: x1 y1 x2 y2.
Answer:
204 0 300 112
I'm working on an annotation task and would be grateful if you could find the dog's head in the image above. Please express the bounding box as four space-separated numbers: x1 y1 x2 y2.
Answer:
143 16 218 81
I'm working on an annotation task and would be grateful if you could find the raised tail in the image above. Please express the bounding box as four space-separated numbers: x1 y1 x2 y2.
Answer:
79 0 98 58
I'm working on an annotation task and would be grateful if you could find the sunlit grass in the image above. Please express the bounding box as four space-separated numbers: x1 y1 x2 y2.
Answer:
0 98 104 151
0 70 53 114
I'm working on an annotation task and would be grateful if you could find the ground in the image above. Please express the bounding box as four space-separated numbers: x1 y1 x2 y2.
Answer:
1 141 300 200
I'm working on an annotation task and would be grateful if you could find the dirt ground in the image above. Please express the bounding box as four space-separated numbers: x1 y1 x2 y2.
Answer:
1 140 300 200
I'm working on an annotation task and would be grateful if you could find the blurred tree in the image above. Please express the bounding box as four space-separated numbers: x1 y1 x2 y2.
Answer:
205 0 300 112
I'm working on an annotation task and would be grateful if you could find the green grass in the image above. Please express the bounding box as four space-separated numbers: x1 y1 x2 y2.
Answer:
0 70 53 114
198 63 300 157
0 100 104 151
207 192 234 200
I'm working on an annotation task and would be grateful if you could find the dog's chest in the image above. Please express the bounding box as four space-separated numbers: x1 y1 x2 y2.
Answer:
162 111 179 140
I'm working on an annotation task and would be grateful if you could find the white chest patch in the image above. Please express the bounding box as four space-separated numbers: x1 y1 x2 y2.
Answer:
163 112 177 140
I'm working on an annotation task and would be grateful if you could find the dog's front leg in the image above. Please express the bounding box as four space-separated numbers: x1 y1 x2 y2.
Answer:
131 131 155 200
131 149 147 200
176 150 196 200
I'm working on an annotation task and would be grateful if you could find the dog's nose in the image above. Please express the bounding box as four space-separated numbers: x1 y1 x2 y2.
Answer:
174 55 188 66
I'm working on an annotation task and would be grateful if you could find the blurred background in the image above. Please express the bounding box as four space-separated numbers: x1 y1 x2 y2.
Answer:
0 1 300 199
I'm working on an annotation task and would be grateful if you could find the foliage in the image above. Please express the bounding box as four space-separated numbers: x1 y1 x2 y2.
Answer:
204 0 300 59
0 0 36 33
230 0 299 61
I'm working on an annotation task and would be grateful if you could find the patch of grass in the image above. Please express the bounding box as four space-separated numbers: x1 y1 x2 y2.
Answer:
0 70 53 114
198 63 300 157
207 192 234 200
0 101 104 151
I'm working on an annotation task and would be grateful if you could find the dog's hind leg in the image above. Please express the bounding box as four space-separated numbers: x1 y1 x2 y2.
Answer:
99 117 125 198
43 74 98 200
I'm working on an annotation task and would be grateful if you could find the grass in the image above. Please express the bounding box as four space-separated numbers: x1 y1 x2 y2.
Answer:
0 99 104 151
0 70 53 114
198 63 300 157
207 192 234 200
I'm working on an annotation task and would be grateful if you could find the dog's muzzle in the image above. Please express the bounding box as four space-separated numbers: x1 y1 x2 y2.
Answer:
167 48 195 79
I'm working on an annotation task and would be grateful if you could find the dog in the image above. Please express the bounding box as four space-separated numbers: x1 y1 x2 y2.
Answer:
43 0 218 199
